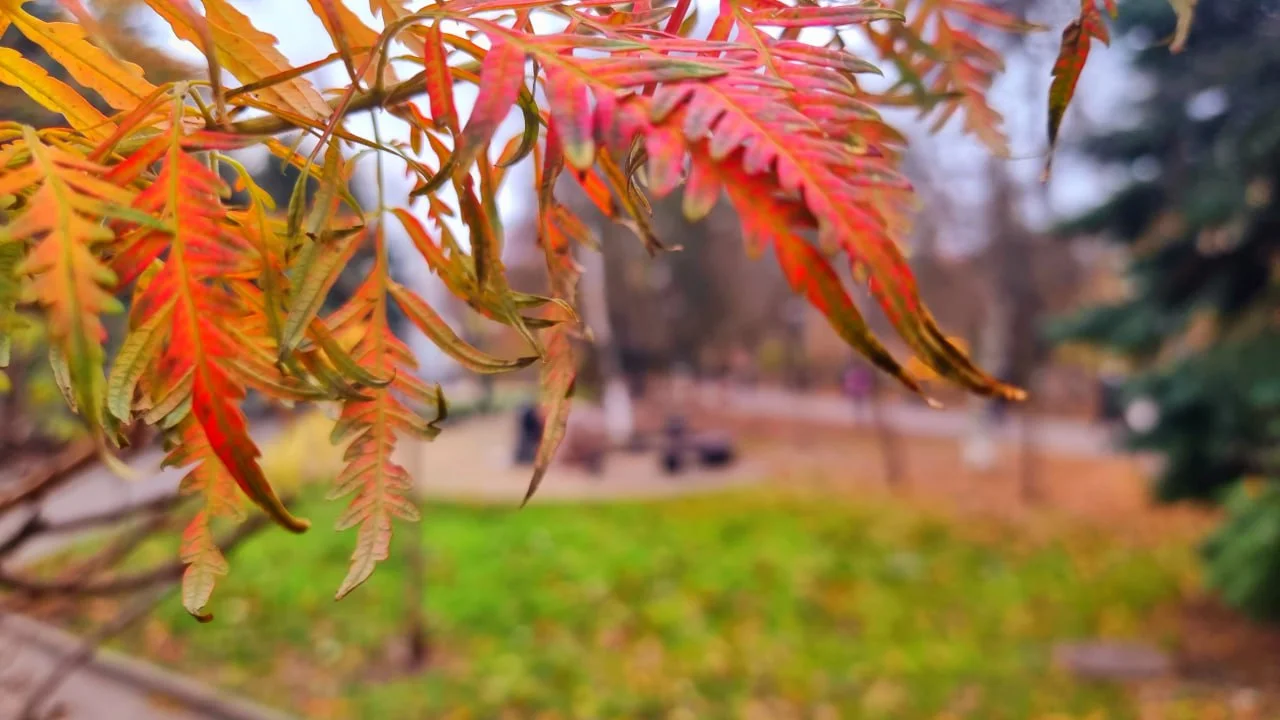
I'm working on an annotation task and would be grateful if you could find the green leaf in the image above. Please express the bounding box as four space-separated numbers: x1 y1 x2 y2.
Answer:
106 299 173 422
281 227 362 357
389 282 537 374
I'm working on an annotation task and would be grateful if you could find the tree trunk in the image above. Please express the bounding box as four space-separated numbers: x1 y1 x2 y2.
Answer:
578 242 634 447
403 456 430 670
868 373 903 489
962 299 1008 473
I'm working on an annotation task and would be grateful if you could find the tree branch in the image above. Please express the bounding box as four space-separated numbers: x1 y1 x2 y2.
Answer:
0 426 156 518
219 71 427 138
0 494 189 561
0 514 270 599
0 441 98 517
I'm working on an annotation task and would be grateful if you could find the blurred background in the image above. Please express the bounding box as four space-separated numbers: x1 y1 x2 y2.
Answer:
2 0 1279 718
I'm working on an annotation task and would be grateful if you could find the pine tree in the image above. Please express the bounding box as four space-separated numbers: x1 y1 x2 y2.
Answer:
1052 0 1280 617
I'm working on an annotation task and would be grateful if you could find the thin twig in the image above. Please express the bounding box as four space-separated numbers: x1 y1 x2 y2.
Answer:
0 516 270 599
0 426 156 518
0 495 188 563
0 441 98 518
0 512 43 559
43 494 189 537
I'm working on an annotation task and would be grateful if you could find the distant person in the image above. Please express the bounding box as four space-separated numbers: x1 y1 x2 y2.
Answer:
842 362 875 421
660 414 689 475
513 402 543 465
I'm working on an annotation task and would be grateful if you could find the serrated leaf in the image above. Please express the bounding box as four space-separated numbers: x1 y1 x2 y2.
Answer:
281 228 362 356
107 299 173 422
143 0 330 120
0 47 111 138
120 100 309 533
1 0 156 111
306 0 380 85
423 22 459 134
524 324 575 505
544 63 595 170
8 127 130 429
389 282 537 373
180 510 227 622
1043 6 1105 182
455 37 526 172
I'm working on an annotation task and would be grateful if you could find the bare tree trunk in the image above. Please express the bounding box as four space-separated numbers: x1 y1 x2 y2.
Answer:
403 459 430 670
578 240 634 447
1017 373 1040 504
962 299 1008 473
868 374 903 489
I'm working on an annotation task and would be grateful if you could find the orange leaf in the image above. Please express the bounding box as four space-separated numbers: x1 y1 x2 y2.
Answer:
1 0 156 111
142 0 330 120
0 47 111 137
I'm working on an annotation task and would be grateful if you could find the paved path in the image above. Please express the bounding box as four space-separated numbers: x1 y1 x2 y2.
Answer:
696 384 1120 458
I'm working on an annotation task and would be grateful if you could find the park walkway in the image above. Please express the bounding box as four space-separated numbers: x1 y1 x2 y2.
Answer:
693 382 1119 458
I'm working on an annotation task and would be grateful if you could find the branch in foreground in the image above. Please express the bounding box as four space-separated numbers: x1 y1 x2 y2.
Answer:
0 442 98 518
219 71 428 139
0 514 272 599
0 426 157 518
0 494 189 562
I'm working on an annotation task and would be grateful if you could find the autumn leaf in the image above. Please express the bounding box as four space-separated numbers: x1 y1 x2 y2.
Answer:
455 36 527 172
0 47 111 137
0 0 156 111
327 228 442 599
119 104 309 535
1043 3 1109 182
2 127 132 429
142 0 330 120
1168 0 1197 52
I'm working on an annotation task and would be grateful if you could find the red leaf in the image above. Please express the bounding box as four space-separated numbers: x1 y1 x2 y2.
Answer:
423 23 459 134
543 63 596 170
1042 0 1112 181
456 37 526 171
122 120 309 534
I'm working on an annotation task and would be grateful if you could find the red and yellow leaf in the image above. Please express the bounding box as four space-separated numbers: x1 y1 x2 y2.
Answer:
3 127 132 428
326 228 442 599
119 105 309 535
1044 2 1109 180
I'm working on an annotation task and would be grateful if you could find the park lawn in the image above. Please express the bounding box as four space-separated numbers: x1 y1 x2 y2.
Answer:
68 489 1199 720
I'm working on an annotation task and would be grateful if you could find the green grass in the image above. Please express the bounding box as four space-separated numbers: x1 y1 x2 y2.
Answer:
91 491 1195 719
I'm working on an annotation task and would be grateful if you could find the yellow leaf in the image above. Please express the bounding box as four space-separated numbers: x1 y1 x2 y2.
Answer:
0 47 112 138
142 0 331 120
1168 0 1197 53
904 335 971 382
0 0 156 111
306 0 384 85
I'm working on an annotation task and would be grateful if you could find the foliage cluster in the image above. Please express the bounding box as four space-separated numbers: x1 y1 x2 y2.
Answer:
0 0 1191 618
